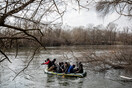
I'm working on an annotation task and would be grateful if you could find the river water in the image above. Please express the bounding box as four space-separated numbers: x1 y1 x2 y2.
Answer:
0 45 132 88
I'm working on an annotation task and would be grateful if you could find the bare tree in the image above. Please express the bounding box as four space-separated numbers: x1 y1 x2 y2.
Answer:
96 0 132 17
0 0 67 63
0 0 71 80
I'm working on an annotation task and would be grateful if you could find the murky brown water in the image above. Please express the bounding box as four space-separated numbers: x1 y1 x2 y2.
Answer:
0 45 132 88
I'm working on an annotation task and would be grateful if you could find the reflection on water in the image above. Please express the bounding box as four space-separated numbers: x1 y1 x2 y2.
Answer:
0 45 132 88
45 75 85 88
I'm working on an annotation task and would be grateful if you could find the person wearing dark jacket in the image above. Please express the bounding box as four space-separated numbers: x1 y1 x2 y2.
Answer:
76 62 83 73
60 62 64 70
48 59 57 71
56 62 63 73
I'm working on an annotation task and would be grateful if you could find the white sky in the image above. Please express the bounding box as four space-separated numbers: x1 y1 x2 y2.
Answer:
7 0 132 29
62 2 132 28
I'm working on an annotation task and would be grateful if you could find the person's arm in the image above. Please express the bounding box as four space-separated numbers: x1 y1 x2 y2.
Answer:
76 68 80 73
65 67 68 73
41 60 50 65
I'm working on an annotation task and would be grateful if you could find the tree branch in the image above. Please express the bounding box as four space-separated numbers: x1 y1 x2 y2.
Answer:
12 47 39 80
0 49 12 63
4 0 35 18
2 24 46 49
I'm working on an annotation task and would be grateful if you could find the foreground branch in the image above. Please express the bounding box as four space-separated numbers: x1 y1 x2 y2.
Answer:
12 47 39 80
3 24 46 49
0 49 12 63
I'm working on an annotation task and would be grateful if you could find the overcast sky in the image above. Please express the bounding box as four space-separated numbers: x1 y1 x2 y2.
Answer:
7 0 132 29
62 2 132 28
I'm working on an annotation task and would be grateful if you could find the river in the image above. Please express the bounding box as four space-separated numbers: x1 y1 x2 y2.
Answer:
0 45 132 88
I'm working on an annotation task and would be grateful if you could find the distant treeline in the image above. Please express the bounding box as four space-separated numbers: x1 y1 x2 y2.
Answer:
0 23 132 48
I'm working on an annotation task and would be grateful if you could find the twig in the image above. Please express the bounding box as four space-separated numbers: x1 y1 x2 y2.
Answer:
3 24 46 50
0 58 6 62
12 47 39 80
0 49 12 63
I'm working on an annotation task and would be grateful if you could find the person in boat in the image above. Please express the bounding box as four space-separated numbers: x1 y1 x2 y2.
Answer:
57 62 65 73
67 64 75 73
63 62 70 73
60 62 64 70
56 62 63 73
76 62 83 73
48 58 57 71
41 58 52 69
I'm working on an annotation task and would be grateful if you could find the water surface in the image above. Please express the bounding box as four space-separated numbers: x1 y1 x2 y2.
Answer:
0 45 132 88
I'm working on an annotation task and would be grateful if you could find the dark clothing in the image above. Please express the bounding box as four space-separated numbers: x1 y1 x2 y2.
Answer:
51 60 56 66
61 64 64 70
48 61 52 69
56 64 62 73
50 60 57 71
64 66 69 73
78 64 83 73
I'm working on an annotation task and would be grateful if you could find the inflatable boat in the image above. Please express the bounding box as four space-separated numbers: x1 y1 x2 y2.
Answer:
44 68 87 78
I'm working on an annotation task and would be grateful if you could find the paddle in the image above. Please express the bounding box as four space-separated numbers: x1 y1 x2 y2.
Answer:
62 73 65 78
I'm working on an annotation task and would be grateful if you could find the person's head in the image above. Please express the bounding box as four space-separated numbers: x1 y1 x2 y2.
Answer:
61 62 64 65
53 58 56 62
73 65 75 68
47 58 49 61
59 62 61 66
64 62 68 66
51 59 56 64
65 62 67 64
79 62 82 65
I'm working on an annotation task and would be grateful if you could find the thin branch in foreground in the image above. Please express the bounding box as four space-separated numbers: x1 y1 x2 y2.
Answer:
52 0 61 14
0 49 12 63
15 39 18 58
4 0 35 18
0 58 6 63
12 47 40 80
0 64 17 74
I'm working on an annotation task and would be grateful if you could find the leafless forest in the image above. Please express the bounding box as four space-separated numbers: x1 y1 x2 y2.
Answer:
0 23 132 48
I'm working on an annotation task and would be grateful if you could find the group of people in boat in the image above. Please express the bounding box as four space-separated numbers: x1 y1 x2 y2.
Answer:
41 58 83 73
